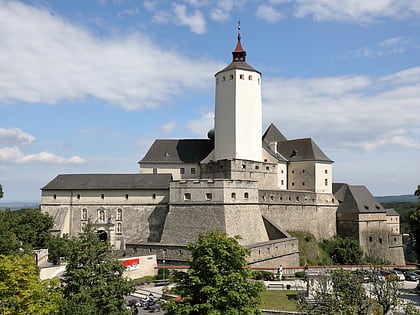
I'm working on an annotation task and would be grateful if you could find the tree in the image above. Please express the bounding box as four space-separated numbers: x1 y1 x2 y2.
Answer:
415 185 420 199
368 271 402 314
47 234 71 264
0 184 3 199
164 230 265 315
298 269 372 315
0 208 53 254
0 254 62 315
320 236 364 265
60 223 134 315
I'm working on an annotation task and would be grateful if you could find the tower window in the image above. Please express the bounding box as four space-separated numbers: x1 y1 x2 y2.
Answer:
255 165 259 170
205 193 212 200
258 78 260 85
302 182 305 186
266 166 269 171
180 167 185 175
117 209 122 221
292 182 295 186
222 76 226 81
152 194 156 199
101 194 105 199
153 168 157 174
191 167 196 175
125 194 129 200
244 192 249 199
229 74 234 80
53 194 56 200
248 75 252 80
77 194 80 199
242 164 246 169
116 223 122 234
281 180 284 185
325 179 328 186
240 74 244 79
302 169 305 173
231 192 236 199
325 169 328 174
184 193 191 200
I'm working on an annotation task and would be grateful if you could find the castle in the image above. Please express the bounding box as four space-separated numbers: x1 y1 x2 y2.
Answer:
41 31 404 267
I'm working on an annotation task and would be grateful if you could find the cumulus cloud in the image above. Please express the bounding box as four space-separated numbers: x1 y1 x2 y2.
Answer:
256 5 284 23
345 37 412 59
172 3 206 34
0 128 35 145
0 1 220 110
262 67 420 152
0 146 85 164
161 120 177 133
186 112 214 137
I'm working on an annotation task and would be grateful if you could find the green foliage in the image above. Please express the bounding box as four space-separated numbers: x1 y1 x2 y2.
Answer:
60 223 134 315
47 234 71 264
369 270 401 314
295 271 305 278
251 270 273 280
164 230 265 315
409 208 420 262
0 184 3 199
321 236 364 265
381 201 420 234
298 269 373 315
288 231 333 266
0 208 53 254
0 254 62 315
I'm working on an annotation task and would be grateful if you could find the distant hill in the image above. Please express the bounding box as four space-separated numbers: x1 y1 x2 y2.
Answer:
0 201 40 210
375 195 418 203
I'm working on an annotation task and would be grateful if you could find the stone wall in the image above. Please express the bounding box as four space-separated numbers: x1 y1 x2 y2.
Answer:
246 238 300 268
259 190 337 240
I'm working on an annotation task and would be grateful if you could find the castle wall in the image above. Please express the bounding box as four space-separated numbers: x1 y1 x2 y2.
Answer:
246 238 300 268
201 159 282 190
140 162 200 179
259 190 337 240
160 179 269 246
337 211 405 265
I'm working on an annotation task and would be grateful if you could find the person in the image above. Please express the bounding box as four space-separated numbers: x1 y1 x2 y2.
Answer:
278 265 283 280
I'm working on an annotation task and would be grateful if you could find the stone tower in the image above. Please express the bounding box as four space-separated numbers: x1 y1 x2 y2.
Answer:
214 25 262 162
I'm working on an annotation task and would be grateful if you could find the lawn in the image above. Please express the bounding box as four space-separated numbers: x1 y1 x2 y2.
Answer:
259 289 303 311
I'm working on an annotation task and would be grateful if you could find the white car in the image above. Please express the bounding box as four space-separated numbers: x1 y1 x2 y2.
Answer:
390 270 405 281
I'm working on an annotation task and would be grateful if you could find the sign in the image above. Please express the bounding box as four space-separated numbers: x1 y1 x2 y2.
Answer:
120 258 140 271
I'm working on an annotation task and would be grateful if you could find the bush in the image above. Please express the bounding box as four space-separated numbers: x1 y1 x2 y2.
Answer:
251 270 273 280
295 271 305 278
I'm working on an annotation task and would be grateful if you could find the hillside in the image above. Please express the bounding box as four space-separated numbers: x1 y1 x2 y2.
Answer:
375 194 417 203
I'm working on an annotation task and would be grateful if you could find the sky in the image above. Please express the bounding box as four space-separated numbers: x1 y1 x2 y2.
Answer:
0 0 419 201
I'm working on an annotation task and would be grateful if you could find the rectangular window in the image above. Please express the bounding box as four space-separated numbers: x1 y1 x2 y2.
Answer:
248 75 252 80
205 193 212 200
125 194 129 200
191 167 196 175
184 193 191 200
231 192 236 199
77 194 80 199
152 194 156 199
325 179 328 186
244 192 249 199
153 168 157 174
240 74 244 79
53 194 57 199
180 167 185 175
101 194 105 199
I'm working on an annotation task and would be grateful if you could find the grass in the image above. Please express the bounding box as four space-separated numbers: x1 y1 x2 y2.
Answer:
259 289 303 311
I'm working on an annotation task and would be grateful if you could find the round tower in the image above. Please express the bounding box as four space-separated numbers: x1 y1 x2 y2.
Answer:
214 25 262 162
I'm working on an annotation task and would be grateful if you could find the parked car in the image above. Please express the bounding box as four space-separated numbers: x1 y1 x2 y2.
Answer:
404 271 420 281
393 267 409 275
413 270 420 276
389 270 405 281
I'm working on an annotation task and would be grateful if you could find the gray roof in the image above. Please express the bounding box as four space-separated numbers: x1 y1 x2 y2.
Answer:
215 61 261 76
140 139 213 164
276 138 333 162
42 174 172 190
333 183 386 213
262 123 287 143
386 208 399 216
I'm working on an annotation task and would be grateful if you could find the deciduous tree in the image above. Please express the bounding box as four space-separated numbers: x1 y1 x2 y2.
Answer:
60 223 133 315
0 254 61 315
320 236 364 265
164 230 265 315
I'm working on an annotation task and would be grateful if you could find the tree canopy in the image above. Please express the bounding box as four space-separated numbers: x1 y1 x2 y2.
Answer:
0 254 62 315
0 184 3 199
0 208 53 255
320 236 364 265
60 223 133 315
164 230 265 315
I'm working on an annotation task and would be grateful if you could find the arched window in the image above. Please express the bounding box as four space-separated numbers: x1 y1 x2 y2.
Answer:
117 209 122 221
82 208 88 220
116 223 122 234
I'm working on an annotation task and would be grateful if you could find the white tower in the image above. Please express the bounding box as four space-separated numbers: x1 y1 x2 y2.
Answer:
214 26 262 162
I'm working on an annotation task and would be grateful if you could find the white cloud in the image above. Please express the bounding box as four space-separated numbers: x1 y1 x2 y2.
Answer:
209 0 244 22
262 67 420 152
256 5 284 23
380 36 409 47
0 1 220 110
161 120 177 133
345 37 412 59
186 112 214 137
292 0 420 23
0 146 86 164
0 128 35 145
172 3 206 34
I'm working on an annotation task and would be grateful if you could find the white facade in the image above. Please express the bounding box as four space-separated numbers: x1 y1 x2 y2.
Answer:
214 67 262 162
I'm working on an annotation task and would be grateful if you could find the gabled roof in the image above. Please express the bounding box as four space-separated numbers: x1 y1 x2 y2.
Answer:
262 123 287 143
41 174 172 190
333 183 386 213
386 208 399 216
262 141 288 162
276 138 333 162
140 139 214 164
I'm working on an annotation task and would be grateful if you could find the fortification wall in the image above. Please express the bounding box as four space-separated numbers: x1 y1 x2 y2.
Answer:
246 238 300 268
259 190 337 240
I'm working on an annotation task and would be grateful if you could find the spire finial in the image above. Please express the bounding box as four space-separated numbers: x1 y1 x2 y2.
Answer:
232 21 246 62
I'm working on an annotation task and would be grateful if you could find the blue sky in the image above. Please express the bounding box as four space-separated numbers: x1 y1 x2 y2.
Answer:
1 0 419 201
